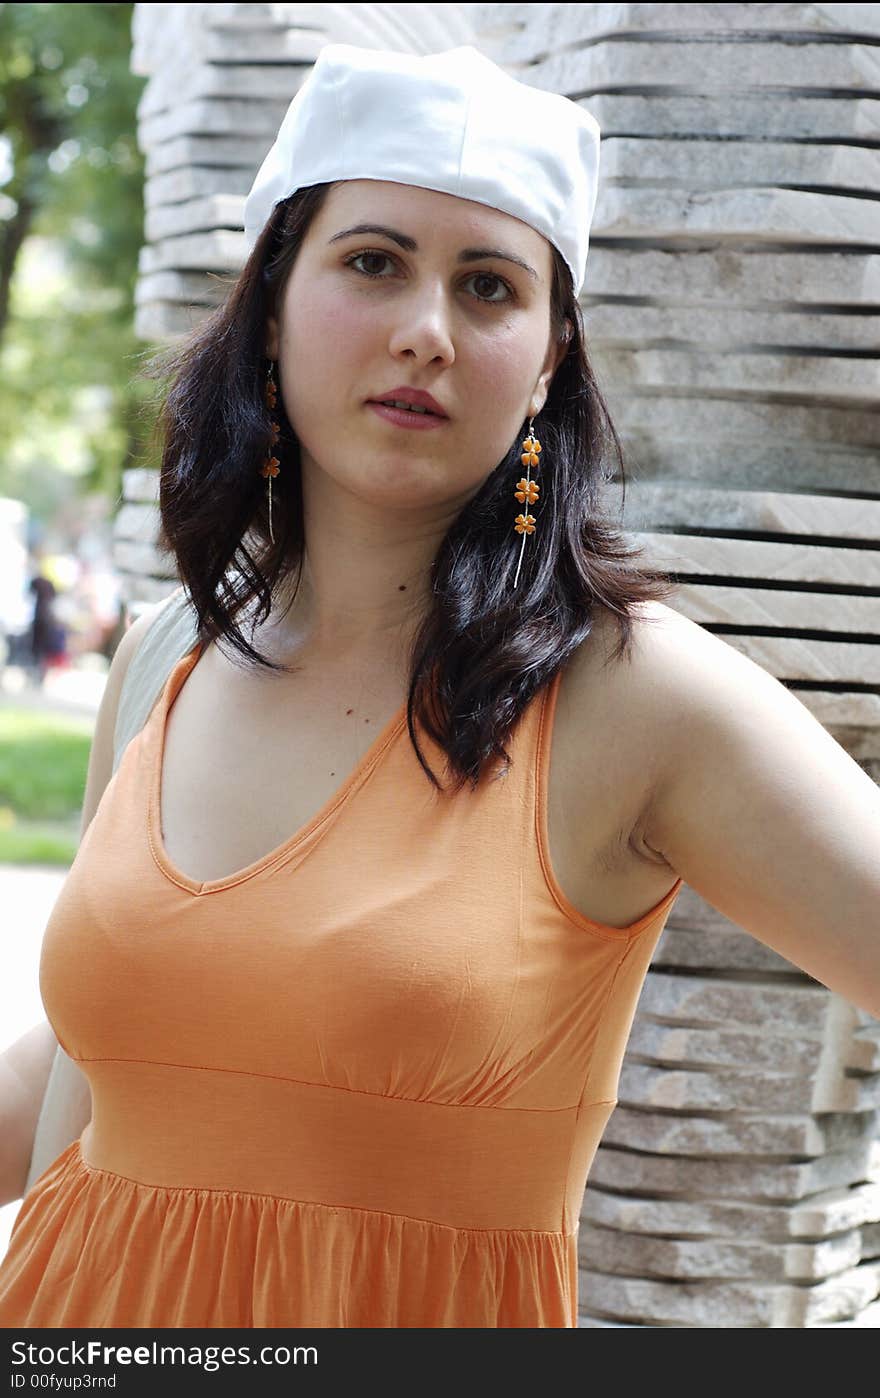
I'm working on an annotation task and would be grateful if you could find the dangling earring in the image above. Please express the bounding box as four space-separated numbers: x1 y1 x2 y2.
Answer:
260 359 281 544
512 414 542 590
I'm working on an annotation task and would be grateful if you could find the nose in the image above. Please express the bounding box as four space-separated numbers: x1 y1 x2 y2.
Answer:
386 282 456 367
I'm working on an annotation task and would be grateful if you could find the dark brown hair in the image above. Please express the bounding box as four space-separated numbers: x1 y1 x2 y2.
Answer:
144 181 679 795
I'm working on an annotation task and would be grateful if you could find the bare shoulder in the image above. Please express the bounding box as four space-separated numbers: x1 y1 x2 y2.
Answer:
620 596 872 852
621 598 705 650
608 595 777 756
556 598 708 872
577 598 710 695
582 597 762 859
620 598 792 705
612 601 880 1020
606 598 740 678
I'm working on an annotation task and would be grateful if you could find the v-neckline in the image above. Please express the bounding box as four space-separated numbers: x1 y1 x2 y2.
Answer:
148 640 409 897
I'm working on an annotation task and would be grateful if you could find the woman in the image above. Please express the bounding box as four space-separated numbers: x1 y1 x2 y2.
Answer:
0 44 877 1330
27 570 59 687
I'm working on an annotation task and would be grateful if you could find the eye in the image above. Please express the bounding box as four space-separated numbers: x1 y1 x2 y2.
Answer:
343 249 515 305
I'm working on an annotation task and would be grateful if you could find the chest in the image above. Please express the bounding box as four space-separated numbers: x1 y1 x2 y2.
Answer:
156 625 676 931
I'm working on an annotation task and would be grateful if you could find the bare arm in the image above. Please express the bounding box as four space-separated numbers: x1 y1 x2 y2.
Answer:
0 1022 73 1208
637 604 880 1019
0 596 175 1205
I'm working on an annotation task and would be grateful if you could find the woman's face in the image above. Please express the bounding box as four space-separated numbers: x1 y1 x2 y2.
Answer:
265 179 569 517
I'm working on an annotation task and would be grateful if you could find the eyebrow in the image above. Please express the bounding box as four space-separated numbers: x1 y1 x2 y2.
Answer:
327 223 540 282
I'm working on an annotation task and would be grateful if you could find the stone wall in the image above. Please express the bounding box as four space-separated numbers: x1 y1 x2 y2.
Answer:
124 3 880 1325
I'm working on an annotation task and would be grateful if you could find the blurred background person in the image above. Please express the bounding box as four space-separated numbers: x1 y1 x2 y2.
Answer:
26 568 62 689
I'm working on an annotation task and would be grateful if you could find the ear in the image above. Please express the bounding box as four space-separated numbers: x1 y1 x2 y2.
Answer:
532 323 571 411
555 318 573 370
265 314 280 360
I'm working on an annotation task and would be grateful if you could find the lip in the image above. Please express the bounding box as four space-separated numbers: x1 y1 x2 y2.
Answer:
369 387 448 418
367 402 449 431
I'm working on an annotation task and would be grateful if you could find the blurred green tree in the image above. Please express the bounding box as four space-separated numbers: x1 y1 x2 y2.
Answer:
0 2 158 519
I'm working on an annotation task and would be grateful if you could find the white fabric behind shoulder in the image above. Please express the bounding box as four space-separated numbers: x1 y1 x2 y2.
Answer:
23 1047 92 1196
112 585 200 776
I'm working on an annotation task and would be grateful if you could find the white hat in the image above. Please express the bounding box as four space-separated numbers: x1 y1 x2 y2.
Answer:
243 43 601 299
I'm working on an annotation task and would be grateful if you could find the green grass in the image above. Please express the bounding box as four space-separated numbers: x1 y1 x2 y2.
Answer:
0 708 92 865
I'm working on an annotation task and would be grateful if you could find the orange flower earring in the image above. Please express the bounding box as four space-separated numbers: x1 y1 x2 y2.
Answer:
513 414 542 589
260 359 281 543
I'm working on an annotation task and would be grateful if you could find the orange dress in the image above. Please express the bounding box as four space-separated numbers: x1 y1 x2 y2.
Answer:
0 641 683 1328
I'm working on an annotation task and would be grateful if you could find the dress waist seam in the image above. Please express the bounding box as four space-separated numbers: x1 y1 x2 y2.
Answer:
74 1054 603 1112
69 1140 579 1239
